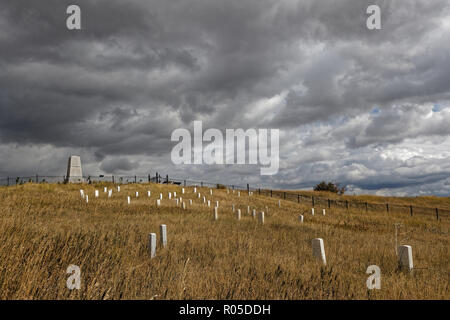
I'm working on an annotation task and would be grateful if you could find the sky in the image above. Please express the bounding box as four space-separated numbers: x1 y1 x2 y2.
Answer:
0 0 449 196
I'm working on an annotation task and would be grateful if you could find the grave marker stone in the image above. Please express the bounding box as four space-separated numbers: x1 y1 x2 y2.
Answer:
259 212 265 224
149 233 156 258
312 238 326 265
398 245 413 271
160 225 167 248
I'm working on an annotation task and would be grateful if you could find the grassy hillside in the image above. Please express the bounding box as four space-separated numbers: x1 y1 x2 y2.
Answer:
0 183 448 299
280 190 450 210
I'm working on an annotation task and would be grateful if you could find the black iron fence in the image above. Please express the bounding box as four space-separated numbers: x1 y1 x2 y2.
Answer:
0 173 448 221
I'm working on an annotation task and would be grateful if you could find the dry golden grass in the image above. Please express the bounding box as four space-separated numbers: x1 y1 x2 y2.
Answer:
286 190 450 210
0 183 448 300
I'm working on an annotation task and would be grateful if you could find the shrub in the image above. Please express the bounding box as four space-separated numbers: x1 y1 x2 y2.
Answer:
314 181 346 195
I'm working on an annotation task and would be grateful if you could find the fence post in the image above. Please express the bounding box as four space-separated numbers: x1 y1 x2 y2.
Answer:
436 208 439 220
166 175 169 184
134 175 137 183
346 200 349 210
312 196 315 207
284 192 286 199
410 205 413 217
365 202 368 212
386 203 389 213
270 190 272 197
36 174 38 183
201 182 204 187
298 194 300 203
328 199 331 208
148 174 150 183
259 188 261 195
7 176 9 186
247 183 249 195
184 180 186 187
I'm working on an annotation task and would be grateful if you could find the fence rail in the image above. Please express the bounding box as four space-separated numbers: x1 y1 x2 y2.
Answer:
0 173 448 221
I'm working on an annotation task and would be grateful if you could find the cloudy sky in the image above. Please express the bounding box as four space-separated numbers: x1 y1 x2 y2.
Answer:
1 0 449 196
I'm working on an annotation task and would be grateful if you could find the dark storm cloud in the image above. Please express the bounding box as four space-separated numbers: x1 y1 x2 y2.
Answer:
0 0 449 195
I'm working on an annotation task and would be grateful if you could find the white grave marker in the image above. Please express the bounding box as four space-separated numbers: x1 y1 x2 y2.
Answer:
148 190 151 197
189 199 193 205
86 195 89 203
168 192 172 199
127 196 131 205
299 215 304 223
149 233 156 258
237 209 241 220
80 190 84 199
182 188 185 194
95 190 99 198
216 201 219 208
207 200 211 207
398 245 413 271
322 209 326 216
160 225 167 248
117 186 120 192
135 191 139 198
312 238 326 265
311 208 315 215
252 209 256 219
259 212 265 224
214 207 218 221
108 189 112 198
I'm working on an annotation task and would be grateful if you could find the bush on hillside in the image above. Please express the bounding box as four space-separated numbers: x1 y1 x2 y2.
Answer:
313 181 346 195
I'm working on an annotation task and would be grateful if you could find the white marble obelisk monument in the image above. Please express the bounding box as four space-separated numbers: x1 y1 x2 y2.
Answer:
66 155 84 183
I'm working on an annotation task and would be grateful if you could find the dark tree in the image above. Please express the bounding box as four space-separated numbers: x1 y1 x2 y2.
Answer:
314 181 346 195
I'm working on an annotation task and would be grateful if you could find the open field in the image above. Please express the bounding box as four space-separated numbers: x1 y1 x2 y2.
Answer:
0 183 448 299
